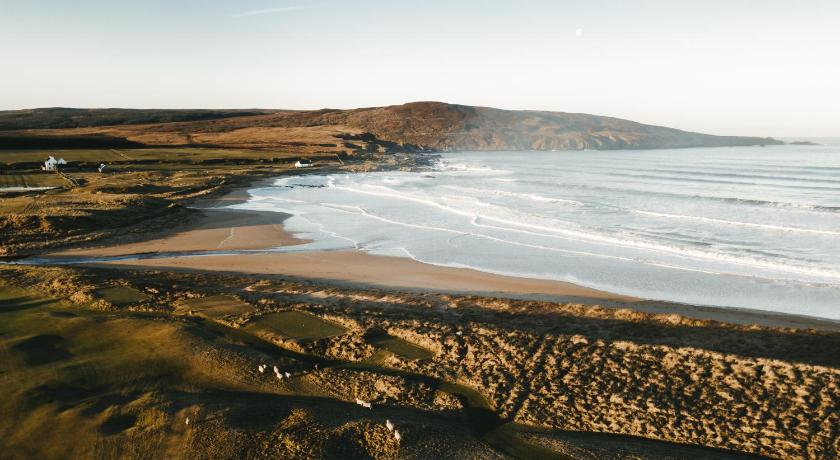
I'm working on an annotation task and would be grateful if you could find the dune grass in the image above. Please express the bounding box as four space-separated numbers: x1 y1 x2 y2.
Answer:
0 285 287 458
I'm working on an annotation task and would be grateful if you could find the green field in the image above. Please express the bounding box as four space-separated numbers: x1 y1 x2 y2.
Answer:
247 310 347 341
369 334 433 360
0 286 67 313
94 286 149 308
0 148 311 165
0 173 65 188
0 285 287 458
178 295 254 319
0 149 126 165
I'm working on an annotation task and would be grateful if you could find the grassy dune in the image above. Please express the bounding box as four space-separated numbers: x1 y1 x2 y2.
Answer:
3 266 825 459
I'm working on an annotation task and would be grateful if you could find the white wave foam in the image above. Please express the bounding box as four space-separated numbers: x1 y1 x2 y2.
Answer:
229 150 840 317
633 210 840 236
442 185 581 205
326 183 840 282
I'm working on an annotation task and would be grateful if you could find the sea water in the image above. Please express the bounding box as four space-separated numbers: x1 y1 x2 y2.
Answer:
231 144 840 320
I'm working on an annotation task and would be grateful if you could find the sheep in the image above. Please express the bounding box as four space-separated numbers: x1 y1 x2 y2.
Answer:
386 420 394 431
394 430 401 442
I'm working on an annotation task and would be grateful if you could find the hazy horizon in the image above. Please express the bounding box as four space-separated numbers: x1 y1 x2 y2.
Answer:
2 0 838 137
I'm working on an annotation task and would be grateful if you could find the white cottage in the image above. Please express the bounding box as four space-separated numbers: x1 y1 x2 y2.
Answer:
294 159 312 168
42 156 67 171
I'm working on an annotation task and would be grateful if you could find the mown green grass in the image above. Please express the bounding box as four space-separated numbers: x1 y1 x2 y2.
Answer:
369 335 433 360
0 173 65 188
247 311 346 341
94 286 148 307
178 295 254 319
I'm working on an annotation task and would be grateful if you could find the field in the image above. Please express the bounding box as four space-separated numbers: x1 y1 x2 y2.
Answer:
247 310 348 341
0 173 65 188
94 286 149 308
0 149 126 165
177 295 255 319
0 148 336 166
368 334 433 360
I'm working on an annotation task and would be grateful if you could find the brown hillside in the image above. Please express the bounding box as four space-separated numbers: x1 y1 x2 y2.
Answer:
0 102 781 151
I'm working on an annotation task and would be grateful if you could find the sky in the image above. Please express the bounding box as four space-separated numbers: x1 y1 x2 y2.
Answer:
1 0 838 137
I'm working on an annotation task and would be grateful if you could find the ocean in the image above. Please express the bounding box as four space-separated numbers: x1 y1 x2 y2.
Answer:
232 144 840 320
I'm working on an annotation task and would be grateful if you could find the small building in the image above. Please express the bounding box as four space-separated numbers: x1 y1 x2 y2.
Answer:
295 159 313 168
42 156 67 171
98 163 110 173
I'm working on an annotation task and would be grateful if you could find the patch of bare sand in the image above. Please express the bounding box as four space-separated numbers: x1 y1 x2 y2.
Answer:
91 250 840 331
99 250 630 300
49 208 305 256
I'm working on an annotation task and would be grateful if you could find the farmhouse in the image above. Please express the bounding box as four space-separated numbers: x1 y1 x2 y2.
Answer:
294 159 312 168
42 156 67 171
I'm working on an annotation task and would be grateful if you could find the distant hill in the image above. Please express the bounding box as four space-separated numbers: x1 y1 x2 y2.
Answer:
0 102 782 151
0 108 280 131
254 102 782 150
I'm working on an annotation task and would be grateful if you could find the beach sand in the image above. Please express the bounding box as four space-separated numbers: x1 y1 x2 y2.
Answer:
43 188 840 332
51 209 303 256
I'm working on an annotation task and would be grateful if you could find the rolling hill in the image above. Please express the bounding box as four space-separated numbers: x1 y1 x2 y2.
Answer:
0 102 782 151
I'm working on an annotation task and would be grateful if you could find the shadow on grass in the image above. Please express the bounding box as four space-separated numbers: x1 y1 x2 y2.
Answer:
11 334 74 366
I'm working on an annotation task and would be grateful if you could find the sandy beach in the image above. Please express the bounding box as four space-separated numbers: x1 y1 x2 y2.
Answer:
42 187 840 332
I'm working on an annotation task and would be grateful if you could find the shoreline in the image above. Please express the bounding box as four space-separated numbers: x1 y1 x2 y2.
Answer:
41 178 840 332
79 251 840 331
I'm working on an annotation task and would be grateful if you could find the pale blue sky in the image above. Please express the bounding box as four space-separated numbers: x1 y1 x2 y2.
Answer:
1 0 838 136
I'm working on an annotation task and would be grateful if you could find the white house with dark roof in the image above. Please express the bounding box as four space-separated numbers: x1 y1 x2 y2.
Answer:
42 156 67 171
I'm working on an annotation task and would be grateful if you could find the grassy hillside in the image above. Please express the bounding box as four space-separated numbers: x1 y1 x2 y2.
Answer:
0 102 782 151
0 108 280 131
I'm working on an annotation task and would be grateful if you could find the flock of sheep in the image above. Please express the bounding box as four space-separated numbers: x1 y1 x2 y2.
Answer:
256 362 403 443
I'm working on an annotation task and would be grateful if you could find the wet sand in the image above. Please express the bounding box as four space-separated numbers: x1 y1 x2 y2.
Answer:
43 187 840 332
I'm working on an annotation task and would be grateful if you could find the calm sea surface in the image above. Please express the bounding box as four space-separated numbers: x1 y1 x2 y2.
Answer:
233 144 840 319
